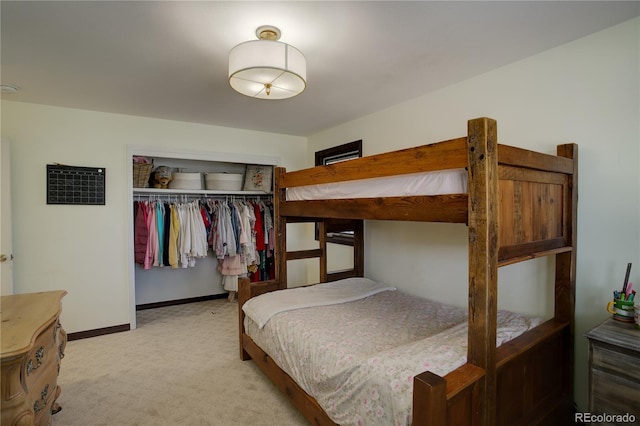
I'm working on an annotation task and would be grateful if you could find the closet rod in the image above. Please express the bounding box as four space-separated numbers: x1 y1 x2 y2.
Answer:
133 193 272 202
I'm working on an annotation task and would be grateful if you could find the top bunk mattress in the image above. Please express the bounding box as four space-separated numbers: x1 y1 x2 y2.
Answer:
243 278 541 426
286 168 468 201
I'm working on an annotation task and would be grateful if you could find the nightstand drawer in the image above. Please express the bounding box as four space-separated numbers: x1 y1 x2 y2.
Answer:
590 369 640 417
24 321 57 392
591 343 640 383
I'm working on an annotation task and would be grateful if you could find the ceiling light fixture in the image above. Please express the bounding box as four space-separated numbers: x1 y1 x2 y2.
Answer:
0 84 20 94
228 25 306 100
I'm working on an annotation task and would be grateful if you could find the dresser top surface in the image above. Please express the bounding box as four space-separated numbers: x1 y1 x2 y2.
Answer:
1 290 67 358
585 318 640 352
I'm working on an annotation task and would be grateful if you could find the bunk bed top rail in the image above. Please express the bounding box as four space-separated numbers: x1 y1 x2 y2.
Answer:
279 138 574 191
281 137 468 188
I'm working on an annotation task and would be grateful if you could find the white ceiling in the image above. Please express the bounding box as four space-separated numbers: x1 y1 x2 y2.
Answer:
1 1 638 136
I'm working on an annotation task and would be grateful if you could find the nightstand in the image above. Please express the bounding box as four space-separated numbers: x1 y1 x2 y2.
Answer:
585 318 640 422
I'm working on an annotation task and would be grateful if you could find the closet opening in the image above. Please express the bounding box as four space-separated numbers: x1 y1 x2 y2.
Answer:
127 147 279 329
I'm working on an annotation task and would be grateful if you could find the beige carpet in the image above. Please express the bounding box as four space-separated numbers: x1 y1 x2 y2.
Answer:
53 299 308 426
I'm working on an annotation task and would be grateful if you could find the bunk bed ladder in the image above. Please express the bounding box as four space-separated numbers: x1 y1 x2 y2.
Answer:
324 219 365 282
274 167 364 286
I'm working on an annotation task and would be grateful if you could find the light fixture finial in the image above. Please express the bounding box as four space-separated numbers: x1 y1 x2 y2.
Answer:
256 25 281 41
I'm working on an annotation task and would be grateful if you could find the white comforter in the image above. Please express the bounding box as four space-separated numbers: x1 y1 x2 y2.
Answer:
242 277 396 329
244 279 542 426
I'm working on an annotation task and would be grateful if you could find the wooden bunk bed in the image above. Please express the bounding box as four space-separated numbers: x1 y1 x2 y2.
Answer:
238 117 578 425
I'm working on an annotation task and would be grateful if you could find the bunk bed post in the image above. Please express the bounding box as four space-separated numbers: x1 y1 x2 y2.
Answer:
555 143 578 414
318 220 328 282
353 220 365 277
466 117 499 426
554 143 578 326
274 167 288 290
238 276 252 360
413 372 446 426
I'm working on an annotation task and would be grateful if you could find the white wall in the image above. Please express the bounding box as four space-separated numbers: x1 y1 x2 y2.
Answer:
307 18 640 412
0 102 307 334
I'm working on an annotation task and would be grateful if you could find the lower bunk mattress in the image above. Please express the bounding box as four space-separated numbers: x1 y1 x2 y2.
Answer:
242 278 542 426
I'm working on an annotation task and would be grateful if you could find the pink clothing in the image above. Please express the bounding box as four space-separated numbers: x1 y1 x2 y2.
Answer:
218 255 243 275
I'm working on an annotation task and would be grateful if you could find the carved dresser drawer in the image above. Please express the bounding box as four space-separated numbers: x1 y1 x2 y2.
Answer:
1 290 67 426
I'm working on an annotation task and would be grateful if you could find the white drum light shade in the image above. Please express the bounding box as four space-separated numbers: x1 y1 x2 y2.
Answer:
229 38 306 100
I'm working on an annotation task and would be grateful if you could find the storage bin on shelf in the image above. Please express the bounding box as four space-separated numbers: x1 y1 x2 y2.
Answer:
133 162 153 188
169 172 203 190
205 173 244 191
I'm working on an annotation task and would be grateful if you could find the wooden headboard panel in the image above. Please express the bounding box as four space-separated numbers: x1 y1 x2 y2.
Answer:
496 145 576 266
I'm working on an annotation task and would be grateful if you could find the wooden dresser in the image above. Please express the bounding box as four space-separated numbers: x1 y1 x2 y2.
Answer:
1 290 67 426
585 318 640 422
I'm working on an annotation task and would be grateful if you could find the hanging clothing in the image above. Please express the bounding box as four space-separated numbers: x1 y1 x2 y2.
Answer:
134 202 148 265
254 203 265 251
168 204 180 269
145 202 158 270
162 203 171 267
132 197 272 283
134 199 210 270
155 202 164 266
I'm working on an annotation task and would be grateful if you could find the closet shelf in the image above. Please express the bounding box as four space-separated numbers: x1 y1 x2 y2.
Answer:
133 188 271 196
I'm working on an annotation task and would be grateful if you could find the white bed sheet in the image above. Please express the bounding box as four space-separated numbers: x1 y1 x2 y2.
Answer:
244 280 542 426
286 168 468 201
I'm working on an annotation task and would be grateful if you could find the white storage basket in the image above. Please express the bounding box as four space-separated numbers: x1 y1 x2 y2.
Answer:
169 172 202 190
205 173 244 191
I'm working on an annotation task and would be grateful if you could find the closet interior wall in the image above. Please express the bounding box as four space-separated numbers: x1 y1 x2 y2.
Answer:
127 147 278 329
